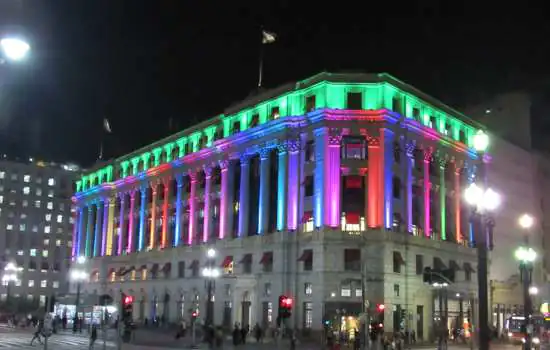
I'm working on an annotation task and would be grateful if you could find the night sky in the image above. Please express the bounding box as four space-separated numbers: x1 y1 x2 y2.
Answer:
1 1 549 167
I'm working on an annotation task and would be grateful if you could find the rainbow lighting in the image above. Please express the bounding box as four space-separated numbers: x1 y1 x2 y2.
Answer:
72 72 485 259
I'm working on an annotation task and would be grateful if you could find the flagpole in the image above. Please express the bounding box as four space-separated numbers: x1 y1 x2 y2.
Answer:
258 28 264 88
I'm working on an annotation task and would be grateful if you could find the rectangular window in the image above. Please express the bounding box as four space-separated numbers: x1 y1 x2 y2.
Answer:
270 106 280 120
346 92 362 110
393 251 403 273
304 176 314 197
304 282 312 296
305 140 315 162
415 255 423 275
264 283 271 296
303 302 313 329
393 177 401 199
343 138 366 160
305 95 316 112
341 284 351 297
394 284 400 297
344 249 361 271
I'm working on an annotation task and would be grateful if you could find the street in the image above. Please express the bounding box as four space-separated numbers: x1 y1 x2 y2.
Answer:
0 326 534 350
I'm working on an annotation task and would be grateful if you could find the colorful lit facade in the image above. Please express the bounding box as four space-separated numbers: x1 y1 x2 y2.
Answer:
73 72 482 338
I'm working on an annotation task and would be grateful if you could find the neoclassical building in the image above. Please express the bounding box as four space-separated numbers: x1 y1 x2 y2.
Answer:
72 72 483 340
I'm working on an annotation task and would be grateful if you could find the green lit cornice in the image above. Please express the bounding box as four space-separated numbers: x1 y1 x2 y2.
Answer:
75 72 484 193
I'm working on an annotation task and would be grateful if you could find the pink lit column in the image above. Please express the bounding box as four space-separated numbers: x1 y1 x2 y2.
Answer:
287 139 300 230
188 171 197 245
127 191 136 253
454 162 462 243
326 132 341 228
203 167 213 243
422 148 432 237
117 193 127 256
219 160 232 240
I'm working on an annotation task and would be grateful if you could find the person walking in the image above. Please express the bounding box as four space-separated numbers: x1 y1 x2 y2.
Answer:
89 324 98 350
30 319 44 345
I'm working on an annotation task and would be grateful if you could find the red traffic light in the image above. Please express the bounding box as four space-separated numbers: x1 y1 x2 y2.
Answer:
377 304 385 312
123 295 134 305
192 311 198 317
283 298 293 307
279 295 293 308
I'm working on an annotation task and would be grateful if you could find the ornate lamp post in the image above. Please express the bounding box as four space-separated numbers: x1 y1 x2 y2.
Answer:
202 248 219 334
515 214 537 350
70 256 88 333
464 129 500 350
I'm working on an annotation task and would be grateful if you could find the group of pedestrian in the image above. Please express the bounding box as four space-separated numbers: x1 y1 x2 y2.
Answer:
232 323 250 345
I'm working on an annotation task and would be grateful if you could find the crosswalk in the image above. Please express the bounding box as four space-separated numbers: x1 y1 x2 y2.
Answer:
0 332 116 349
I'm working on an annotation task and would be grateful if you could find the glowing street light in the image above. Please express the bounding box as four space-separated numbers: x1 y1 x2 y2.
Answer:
464 183 501 212
0 37 30 61
529 286 538 296
473 130 490 153
515 247 537 263
518 214 534 230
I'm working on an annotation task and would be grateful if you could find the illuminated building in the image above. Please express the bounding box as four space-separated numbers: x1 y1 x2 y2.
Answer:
73 72 482 339
0 157 79 308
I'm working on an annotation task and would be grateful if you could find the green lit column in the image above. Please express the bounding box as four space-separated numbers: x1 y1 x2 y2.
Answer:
439 159 447 241
85 204 94 257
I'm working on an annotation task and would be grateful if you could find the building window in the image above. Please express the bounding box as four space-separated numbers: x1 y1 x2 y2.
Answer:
394 284 400 297
346 92 362 110
36 188 42 196
341 283 351 297
355 287 362 297
19 224 25 231
393 177 401 199
264 283 271 297
393 251 404 273
56 215 63 223
22 200 28 207
342 137 366 160
344 249 361 271
305 95 316 112
304 176 314 197
270 106 280 120
302 211 314 232
10 174 17 181
44 226 50 234
305 140 315 162
35 200 41 208
28 280 34 287
304 283 312 296
41 280 47 288
341 212 365 233
241 254 252 274
299 249 313 271
24 175 30 183
30 249 37 256
48 178 55 186
178 261 185 278
42 251 48 258
260 252 273 273
47 190 53 198
23 187 30 195
415 255 424 275
45 214 51 222
47 202 53 210
0 195 3 204
0 171 4 179
303 302 313 329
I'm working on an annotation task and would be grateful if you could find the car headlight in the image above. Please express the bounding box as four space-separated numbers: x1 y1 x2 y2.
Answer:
508 332 513 337
533 337 540 344
522 338 526 343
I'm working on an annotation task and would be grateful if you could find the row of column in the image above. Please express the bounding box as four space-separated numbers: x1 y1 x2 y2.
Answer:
72 127 473 258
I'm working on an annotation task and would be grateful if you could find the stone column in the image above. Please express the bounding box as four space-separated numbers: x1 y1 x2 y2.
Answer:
382 128 394 229
422 148 433 238
287 139 300 230
101 197 109 255
92 201 102 256
219 160 233 239
203 167 213 243
327 131 342 228
258 149 271 234
118 194 127 256
454 162 462 243
174 174 184 246
106 197 116 256
149 183 159 250
277 143 288 231
439 158 447 241
367 136 383 228
127 190 136 253
188 171 197 245
75 206 85 257
161 179 171 248
138 185 148 251
238 156 250 237
402 141 414 233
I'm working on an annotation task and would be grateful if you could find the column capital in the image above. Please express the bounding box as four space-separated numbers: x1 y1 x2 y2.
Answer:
259 147 271 160
240 153 251 165
277 142 288 154
405 141 416 158
203 166 213 178
287 139 301 153
188 170 198 182
367 136 380 147
219 159 230 170
423 147 434 162
130 190 137 200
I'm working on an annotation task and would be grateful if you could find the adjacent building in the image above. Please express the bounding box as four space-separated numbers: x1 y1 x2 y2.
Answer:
74 72 486 340
0 157 79 309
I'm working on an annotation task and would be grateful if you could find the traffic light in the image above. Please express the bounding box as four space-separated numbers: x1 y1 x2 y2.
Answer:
191 310 199 322
278 295 293 319
376 304 385 312
121 293 134 322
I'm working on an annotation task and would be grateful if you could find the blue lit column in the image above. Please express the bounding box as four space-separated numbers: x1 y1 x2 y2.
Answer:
258 148 270 234
174 174 183 247
287 139 300 230
382 128 394 229
219 160 233 239
276 143 288 231
138 185 148 251
85 204 94 257
93 201 102 257
77 206 85 257
313 128 326 228
203 167 213 243
238 155 250 237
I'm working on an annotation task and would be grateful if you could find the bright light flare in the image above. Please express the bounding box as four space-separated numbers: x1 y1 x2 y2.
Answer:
1 38 30 61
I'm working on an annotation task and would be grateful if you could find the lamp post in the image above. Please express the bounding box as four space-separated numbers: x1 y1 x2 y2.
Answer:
464 129 499 350
0 37 30 62
2 262 21 311
515 213 537 350
70 256 88 333
202 248 219 339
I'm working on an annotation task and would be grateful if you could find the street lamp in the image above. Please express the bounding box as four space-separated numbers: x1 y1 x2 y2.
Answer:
70 256 88 333
2 262 21 310
0 37 30 62
202 248 219 336
464 129 499 350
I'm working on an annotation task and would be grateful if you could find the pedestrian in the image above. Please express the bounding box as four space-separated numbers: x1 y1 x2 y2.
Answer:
30 319 44 345
232 323 240 345
241 324 248 344
253 322 263 343
89 324 98 350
